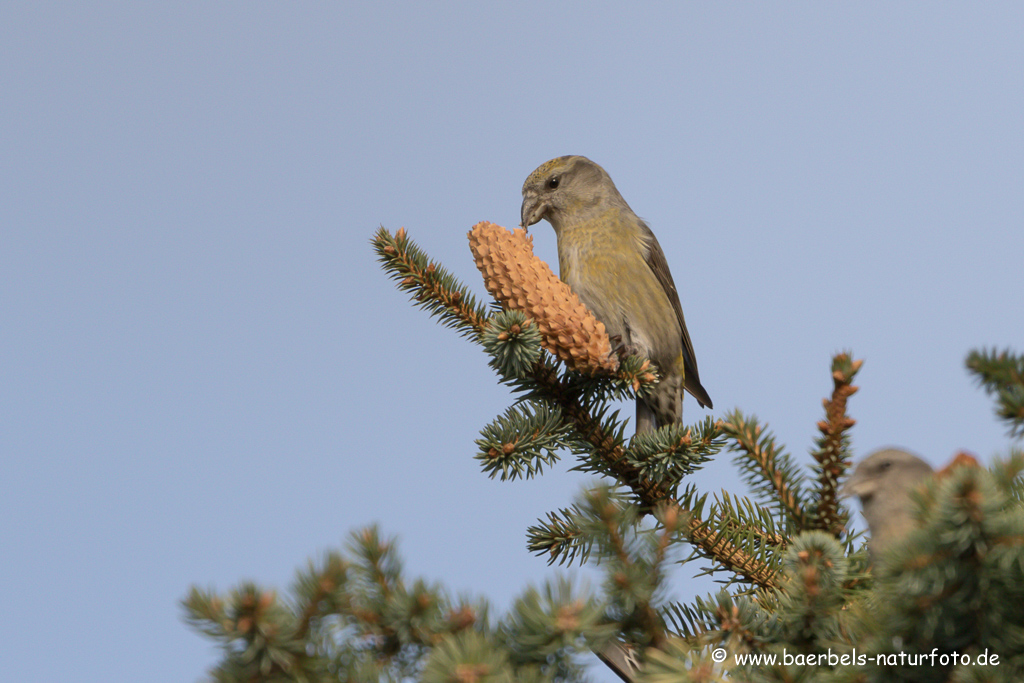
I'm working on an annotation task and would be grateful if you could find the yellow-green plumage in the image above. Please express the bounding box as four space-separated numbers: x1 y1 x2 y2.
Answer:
520 155 712 433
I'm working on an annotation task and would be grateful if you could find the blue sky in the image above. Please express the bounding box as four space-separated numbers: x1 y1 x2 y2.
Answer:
2 3 1022 681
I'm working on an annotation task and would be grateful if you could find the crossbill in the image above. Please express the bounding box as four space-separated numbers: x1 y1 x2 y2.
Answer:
843 448 934 560
520 155 712 433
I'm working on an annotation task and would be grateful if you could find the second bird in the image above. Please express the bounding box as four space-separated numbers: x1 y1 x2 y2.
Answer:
520 155 712 433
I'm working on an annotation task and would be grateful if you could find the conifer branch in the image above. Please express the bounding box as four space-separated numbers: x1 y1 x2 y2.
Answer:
966 347 1024 438
683 511 781 590
720 412 808 528
475 401 572 480
809 352 861 536
531 368 777 586
292 551 350 640
481 310 543 378
182 583 313 680
372 227 489 339
712 490 789 552
527 505 592 566
625 418 721 489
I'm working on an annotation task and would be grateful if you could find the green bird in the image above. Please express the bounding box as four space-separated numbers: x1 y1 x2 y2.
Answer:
521 155 712 433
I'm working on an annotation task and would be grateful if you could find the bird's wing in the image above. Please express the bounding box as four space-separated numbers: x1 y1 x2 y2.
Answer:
639 221 713 409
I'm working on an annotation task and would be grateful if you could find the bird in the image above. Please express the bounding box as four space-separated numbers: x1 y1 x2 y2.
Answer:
843 448 934 560
520 155 711 433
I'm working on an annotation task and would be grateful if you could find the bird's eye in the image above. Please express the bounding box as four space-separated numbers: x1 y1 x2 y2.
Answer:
547 176 560 189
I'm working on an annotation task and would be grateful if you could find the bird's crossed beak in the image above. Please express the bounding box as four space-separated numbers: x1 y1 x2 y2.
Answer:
840 476 862 499
520 191 545 231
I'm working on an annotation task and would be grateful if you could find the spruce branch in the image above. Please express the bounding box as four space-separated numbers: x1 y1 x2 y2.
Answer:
527 505 593 566
660 600 715 642
291 551 351 640
624 418 723 490
507 357 682 512
662 589 773 653
966 347 1024 438
481 310 543 379
675 485 782 590
348 525 402 604
660 594 728 644
703 489 790 566
501 576 615 675
637 637 725 683
991 450 1024 504
528 487 712 675
808 352 862 536
518 365 771 585
556 356 662 412
772 531 851 650
475 401 572 480
182 583 313 681
720 412 808 529
372 226 489 339
185 527 495 682
560 394 774 586
576 487 676 676
420 631 512 683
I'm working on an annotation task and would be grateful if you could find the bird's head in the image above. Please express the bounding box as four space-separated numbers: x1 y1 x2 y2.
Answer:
842 448 934 506
520 155 621 233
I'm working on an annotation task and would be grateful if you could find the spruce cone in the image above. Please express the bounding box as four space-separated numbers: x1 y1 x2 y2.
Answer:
468 221 618 374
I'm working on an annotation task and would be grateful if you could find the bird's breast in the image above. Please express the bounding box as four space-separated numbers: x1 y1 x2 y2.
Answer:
555 220 680 365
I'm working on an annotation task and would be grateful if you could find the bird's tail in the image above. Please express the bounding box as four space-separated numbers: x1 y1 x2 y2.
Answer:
684 376 713 409
641 374 684 431
637 372 712 433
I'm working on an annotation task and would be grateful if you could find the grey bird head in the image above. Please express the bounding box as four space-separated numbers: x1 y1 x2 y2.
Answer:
843 448 934 560
520 155 628 233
